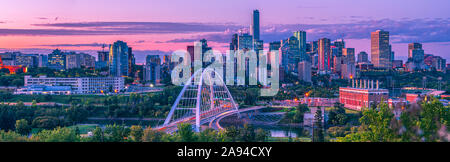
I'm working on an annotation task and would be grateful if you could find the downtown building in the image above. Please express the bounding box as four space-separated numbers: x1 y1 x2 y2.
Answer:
318 38 331 73
109 40 130 77
143 55 161 84
339 79 389 111
23 75 124 94
371 30 392 69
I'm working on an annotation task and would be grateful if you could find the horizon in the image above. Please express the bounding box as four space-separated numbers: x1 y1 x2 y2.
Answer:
1 0 450 63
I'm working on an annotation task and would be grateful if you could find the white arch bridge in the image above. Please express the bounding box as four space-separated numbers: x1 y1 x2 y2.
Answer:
155 69 240 133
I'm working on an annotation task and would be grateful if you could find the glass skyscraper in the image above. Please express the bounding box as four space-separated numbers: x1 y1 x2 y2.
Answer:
371 30 391 68
250 10 260 42
108 40 129 77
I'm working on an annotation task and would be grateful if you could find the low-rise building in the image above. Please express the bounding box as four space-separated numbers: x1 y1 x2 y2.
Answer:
14 85 72 95
24 75 124 94
339 79 389 111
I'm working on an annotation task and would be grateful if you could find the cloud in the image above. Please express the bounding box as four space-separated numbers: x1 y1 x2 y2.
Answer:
0 22 241 36
36 17 48 20
1 18 449 45
38 42 106 47
134 40 146 43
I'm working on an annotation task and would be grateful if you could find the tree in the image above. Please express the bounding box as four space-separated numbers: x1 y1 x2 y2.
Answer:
15 119 31 136
92 126 104 142
32 116 60 130
240 124 256 142
32 127 80 142
11 78 23 87
142 126 164 142
177 123 196 142
0 130 28 142
337 102 398 142
255 128 270 142
225 126 240 142
130 125 144 142
104 124 129 142
313 107 324 142
293 104 309 123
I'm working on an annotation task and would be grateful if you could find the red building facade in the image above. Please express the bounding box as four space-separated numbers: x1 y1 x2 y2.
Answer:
339 80 389 111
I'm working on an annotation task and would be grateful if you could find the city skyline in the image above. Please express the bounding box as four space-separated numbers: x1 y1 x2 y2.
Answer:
1 0 450 63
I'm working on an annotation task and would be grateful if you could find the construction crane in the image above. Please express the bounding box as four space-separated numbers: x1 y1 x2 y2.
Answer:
0 55 27 74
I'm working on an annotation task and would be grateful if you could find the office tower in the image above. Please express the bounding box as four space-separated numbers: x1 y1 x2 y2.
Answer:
333 56 342 74
333 39 345 49
269 41 281 51
65 52 81 69
358 51 369 63
109 40 129 77
144 55 161 84
238 33 253 51
293 31 308 62
371 30 391 68
312 53 318 68
342 48 355 65
48 49 66 70
341 63 356 79
318 38 331 72
38 54 48 67
98 51 109 62
187 45 195 66
0 52 17 65
298 61 311 82
250 10 260 41
79 53 95 68
280 36 301 72
391 49 395 62
230 34 239 50
128 47 135 77
407 43 424 70
311 41 318 52
15 54 39 67
408 43 422 58
254 40 264 54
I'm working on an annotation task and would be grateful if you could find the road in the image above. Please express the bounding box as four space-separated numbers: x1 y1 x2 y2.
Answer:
209 106 266 131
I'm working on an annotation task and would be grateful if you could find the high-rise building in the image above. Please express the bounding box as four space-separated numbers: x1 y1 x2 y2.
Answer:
269 41 281 51
280 36 301 72
108 40 129 77
65 52 81 69
405 43 425 71
408 43 422 58
342 48 355 65
357 51 369 63
298 61 311 82
341 63 355 80
128 47 135 77
318 38 331 72
230 34 239 51
424 54 446 71
48 49 66 70
144 55 161 84
98 51 109 62
38 54 48 67
250 10 260 41
15 54 39 67
80 53 95 68
238 33 253 51
333 39 345 49
293 31 309 62
371 30 391 68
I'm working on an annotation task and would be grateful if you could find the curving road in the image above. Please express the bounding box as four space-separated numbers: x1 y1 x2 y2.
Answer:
209 106 266 131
